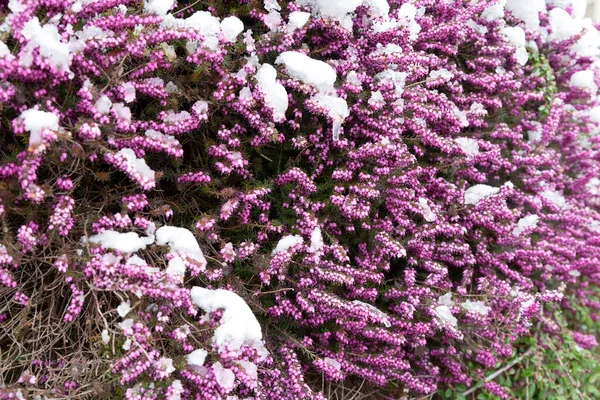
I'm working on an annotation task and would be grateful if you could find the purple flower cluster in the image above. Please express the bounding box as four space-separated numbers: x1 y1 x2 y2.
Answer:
1 0 600 398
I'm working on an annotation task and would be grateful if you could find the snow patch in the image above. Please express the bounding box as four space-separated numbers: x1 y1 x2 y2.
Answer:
89 230 152 254
541 190 566 208
418 198 436 222
500 26 528 66
570 70 597 92
462 300 489 316
275 51 337 91
272 234 304 255
117 300 132 317
464 184 500 205
213 362 235 390
505 0 545 30
18 109 59 147
309 226 324 252
287 11 311 32
155 226 207 267
190 287 263 351
186 349 208 366
256 64 289 122
296 0 362 30
116 148 156 186
455 137 479 156
21 17 72 72
512 214 539 236
220 16 244 42
435 305 457 327
438 292 453 306
144 0 174 16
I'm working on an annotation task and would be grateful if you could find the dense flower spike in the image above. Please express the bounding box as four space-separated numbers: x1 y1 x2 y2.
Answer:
1 0 600 398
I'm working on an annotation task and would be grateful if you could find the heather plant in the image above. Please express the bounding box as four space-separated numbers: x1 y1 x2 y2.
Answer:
0 0 600 399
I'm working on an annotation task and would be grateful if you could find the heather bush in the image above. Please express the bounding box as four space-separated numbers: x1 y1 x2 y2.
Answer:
1 0 600 398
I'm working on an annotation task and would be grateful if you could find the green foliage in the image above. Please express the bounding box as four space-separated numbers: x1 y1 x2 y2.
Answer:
529 50 558 119
454 289 600 400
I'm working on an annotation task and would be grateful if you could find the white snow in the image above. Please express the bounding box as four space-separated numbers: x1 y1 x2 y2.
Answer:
166 256 186 280
482 0 506 21
371 3 421 41
324 357 341 371
264 0 280 12
528 121 543 143
120 318 134 330
364 0 390 17
429 68 453 80
121 82 136 103
312 93 349 120
374 69 407 100
541 190 566 208
117 300 132 317
221 16 244 42
18 109 59 147
467 19 488 35
144 0 174 16
89 230 152 254
547 7 584 42
438 292 453 306
352 300 391 327
587 177 600 195
570 70 597 91
275 51 337 91
455 137 479 156
287 11 311 32
165 81 179 93
500 26 528 66
546 0 587 19
101 329 110 344
435 305 457 327
213 362 235 390
186 349 208 366
589 106 600 124
21 17 72 72
461 300 490 316
0 41 10 57
571 21 600 57
505 0 545 30
185 11 221 36
117 148 156 185
369 91 384 106
264 10 282 31
95 95 112 114
128 255 147 267
296 0 362 30
190 287 263 351
346 71 362 86
373 43 403 56
157 357 175 375
464 184 500 205
156 226 207 267
512 214 539 236
311 93 349 139
168 380 184 400
235 360 258 380
309 226 324 252
272 234 304 255
256 64 289 122
112 103 131 122
418 197 436 222
145 129 180 147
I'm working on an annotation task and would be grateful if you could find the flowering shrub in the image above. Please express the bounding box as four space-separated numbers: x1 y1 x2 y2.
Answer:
1 0 600 398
